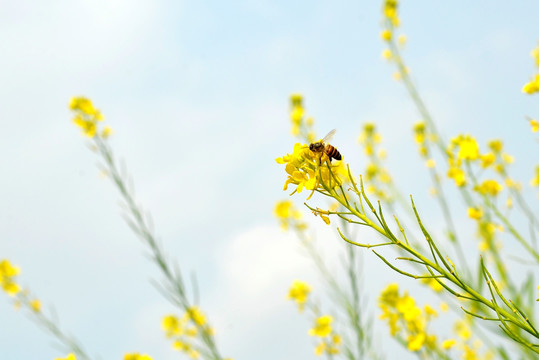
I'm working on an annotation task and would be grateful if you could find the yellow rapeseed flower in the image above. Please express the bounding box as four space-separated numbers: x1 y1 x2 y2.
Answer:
30 299 41 313
398 34 407 46
0 259 21 296
379 283 399 307
380 29 392 41
442 338 457 349
55 354 76 360
479 153 495 168
455 319 472 340
290 93 303 107
522 75 539 94
475 179 503 196
287 280 311 311
447 167 466 187
186 306 206 326
488 140 503 153
531 166 539 187
70 97 110 138
0 259 20 277
467 207 483 220
314 341 326 356
407 332 426 351
290 106 304 125
162 315 183 337
274 200 298 220
421 277 443 292
530 118 539 132
440 302 449 312
382 49 393 60
124 353 153 360
308 315 333 337
453 135 479 161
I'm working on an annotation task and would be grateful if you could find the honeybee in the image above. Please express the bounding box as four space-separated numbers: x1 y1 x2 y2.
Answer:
309 129 342 162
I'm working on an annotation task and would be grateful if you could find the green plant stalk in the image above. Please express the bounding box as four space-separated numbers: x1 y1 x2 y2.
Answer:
314 164 539 352
16 291 93 360
93 136 223 360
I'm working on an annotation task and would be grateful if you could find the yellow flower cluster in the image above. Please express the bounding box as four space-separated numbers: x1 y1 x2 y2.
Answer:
55 354 76 360
529 118 539 133
358 123 382 156
124 353 153 360
274 200 305 231
380 0 409 81
69 97 112 138
276 143 346 200
289 94 316 143
522 43 539 94
382 0 400 27
474 179 503 197
0 259 20 296
162 307 211 359
378 283 438 352
1 259 42 313
358 123 394 202
309 315 341 356
287 280 311 312
532 166 539 187
446 135 514 189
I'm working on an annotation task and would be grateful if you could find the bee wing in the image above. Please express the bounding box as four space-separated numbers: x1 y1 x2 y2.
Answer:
322 129 337 143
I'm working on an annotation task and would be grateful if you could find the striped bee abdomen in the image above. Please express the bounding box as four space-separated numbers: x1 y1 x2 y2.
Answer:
325 145 342 161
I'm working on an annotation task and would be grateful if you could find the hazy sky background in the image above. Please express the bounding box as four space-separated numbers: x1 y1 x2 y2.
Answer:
1 1 538 359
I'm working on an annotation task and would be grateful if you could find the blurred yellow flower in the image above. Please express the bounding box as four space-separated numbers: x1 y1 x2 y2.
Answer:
288 280 311 311
380 29 392 41
309 315 333 337
442 338 457 349
186 306 206 326
124 353 153 360
467 207 483 220
30 299 41 313
475 179 503 196
55 354 76 360
530 118 539 132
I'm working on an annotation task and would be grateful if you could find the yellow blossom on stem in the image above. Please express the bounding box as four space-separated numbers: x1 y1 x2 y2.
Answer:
530 118 539 132
124 353 153 360
30 299 41 312
421 277 443 292
488 139 503 153
69 97 111 138
475 179 503 196
0 259 21 296
451 134 480 161
467 207 483 220
380 29 392 41
309 315 333 337
382 49 393 60
455 319 472 340
447 166 466 187
398 34 407 46
186 306 206 326
55 354 76 360
440 302 449 312
442 338 457 350
162 315 183 337
479 153 495 168
522 75 539 94
531 166 539 187
287 280 311 311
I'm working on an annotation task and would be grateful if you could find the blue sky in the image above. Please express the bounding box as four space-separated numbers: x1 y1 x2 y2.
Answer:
1 1 538 359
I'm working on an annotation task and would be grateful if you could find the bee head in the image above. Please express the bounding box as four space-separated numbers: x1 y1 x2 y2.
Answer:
309 142 323 152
